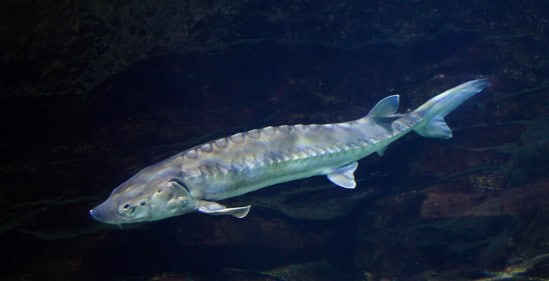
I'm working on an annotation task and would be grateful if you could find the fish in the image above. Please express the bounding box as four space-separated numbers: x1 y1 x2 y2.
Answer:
90 79 490 224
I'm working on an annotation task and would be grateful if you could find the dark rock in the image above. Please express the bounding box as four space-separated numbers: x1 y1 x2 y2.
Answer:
1 1 548 280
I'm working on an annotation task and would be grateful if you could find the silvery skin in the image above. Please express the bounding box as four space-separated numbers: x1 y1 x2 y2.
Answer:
90 79 489 224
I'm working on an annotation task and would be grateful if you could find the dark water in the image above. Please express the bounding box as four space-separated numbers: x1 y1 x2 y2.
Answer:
1 1 548 280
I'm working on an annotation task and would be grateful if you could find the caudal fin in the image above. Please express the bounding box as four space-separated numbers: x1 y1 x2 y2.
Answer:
413 79 490 139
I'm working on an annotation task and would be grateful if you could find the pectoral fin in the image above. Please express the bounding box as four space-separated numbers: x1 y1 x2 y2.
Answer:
327 162 358 189
197 200 251 218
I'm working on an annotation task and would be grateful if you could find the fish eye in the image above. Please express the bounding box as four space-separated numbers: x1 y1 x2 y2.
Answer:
140 201 146 206
119 203 136 217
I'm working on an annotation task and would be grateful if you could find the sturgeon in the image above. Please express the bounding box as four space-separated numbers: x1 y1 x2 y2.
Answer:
90 79 489 224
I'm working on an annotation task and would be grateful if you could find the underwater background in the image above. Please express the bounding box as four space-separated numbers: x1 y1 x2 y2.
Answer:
1 1 548 280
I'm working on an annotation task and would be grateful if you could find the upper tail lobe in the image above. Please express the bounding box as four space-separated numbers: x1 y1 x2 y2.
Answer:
412 79 490 139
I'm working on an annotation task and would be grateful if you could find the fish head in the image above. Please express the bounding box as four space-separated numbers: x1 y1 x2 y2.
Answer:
90 162 198 224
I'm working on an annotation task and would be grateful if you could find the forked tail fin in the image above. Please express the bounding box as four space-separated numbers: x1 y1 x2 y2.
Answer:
412 79 490 139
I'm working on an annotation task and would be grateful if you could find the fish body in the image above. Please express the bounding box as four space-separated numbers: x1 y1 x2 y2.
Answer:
90 79 489 224
181 115 402 200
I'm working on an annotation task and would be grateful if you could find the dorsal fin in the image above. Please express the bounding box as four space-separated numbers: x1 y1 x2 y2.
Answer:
367 95 400 118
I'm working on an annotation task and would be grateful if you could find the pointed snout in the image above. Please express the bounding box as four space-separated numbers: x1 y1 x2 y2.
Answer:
89 200 117 224
89 208 102 221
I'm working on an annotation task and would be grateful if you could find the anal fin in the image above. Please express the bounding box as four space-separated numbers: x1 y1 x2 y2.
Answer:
327 162 358 189
197 200 251 218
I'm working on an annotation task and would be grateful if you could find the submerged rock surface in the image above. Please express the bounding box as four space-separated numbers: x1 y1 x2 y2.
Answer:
1 1 548 280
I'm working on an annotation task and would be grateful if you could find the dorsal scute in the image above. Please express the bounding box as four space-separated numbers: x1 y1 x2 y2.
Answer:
294 124 306 131
262 126 275 136
229 132 245 143
184 148 198 159
214 138 228 148
247 129 260 139
200 143 213 152
278 125 291 134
